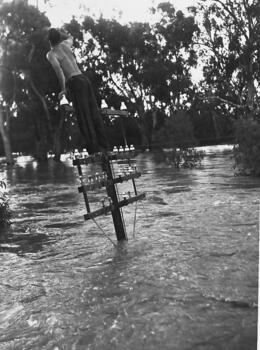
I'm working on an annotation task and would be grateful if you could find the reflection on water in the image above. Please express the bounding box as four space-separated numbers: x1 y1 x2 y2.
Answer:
0 145 258 350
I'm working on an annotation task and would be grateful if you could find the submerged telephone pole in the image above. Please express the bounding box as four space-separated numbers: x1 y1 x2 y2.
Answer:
73 109 145 242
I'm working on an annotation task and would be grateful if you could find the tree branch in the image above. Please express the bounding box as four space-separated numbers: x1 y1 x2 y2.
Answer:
125 74 139 102
214 0 249 41
200 95 244 109
108 72 128 99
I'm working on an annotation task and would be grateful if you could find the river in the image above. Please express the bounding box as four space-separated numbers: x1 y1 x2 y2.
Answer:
0 145 258 350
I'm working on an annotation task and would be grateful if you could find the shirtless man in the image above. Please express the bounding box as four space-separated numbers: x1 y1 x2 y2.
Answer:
46 28 108 154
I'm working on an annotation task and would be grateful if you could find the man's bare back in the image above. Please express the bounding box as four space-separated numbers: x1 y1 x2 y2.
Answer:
47 36 81 97
47 40 81 81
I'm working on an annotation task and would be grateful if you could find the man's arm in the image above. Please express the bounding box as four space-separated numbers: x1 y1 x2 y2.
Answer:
46 51 66 96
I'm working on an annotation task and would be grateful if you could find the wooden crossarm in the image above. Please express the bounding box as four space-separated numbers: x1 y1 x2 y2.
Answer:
118 193 145 206
83 193 145 221
73 153 104 166
84 204 113 220
116 159 137 165
78 172 141 192
100 109 128 117
113 172 141 184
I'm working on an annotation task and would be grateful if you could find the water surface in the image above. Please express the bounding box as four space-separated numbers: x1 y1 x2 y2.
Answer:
0 145 258 350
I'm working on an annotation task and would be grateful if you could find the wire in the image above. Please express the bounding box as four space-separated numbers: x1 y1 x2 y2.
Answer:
132 201 138 238
91 217 117 247
138 200 150 221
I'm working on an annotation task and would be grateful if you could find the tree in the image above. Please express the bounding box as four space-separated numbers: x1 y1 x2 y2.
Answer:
151 3 199 110
192 0 260 174
195 0 260 117
65 2 199 147
0 1 65 161
0 65 15 164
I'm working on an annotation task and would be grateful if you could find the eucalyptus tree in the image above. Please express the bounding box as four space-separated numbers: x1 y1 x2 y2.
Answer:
194 0 260 117
70 2 199 146
0 1 61 161
151 2 199 110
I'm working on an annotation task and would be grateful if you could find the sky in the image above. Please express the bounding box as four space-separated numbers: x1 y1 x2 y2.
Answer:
33 0 198 26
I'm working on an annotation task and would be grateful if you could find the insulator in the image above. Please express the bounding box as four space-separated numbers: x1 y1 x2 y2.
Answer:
74 149 80 158
101 99 108 108
121 102 127 110
82 148 89 157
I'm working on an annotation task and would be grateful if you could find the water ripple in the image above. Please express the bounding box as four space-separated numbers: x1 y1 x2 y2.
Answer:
0 147 258 349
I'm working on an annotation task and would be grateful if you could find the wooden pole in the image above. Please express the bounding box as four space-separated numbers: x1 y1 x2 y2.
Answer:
102 153 127 241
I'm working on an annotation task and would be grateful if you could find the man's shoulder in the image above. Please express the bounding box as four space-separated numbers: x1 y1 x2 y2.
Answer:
46 49 53 60
46 48 59 61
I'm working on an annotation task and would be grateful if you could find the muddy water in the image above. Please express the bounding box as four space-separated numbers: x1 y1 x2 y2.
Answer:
0 145 258 350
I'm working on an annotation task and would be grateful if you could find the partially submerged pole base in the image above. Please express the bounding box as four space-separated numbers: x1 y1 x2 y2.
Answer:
101 152 127 241
73 148 145 242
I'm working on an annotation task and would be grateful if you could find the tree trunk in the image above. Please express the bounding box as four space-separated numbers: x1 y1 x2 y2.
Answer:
246 53 256 117
0 109 13 164
247 79 256 115
212 113 220 141
29 78 53 161
53 106 67 161
33 117 48 162
136 104 150 149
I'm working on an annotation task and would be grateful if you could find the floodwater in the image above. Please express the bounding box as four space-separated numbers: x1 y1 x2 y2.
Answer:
0 145 258 350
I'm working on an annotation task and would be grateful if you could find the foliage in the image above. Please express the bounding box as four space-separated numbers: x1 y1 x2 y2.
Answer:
105 116 142 148
0 2 52 97
233 118 260 176
0 1 63 161
0 1 201 156
196 0 260 117
189 93 235 145
153 110 197 149
191 0 260 176
0 181 11 228
68 3 199 146
160 147 205 168
152 110 204 168
0 0 258 170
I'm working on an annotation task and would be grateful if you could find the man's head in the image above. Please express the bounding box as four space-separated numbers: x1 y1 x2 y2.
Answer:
48 28 61 47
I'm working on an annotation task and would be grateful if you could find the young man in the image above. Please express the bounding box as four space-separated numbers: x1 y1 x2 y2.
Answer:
46 28 108 154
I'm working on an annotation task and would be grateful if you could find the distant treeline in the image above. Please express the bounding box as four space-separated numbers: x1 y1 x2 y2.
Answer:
0 0 259 173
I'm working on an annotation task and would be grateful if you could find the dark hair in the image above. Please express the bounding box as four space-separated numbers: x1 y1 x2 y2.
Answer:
48 28 61 46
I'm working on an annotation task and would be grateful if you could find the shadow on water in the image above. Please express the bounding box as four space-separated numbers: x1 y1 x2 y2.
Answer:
0 158 81 255
0 229 49 255
0 146 258 350
5 157 75 185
